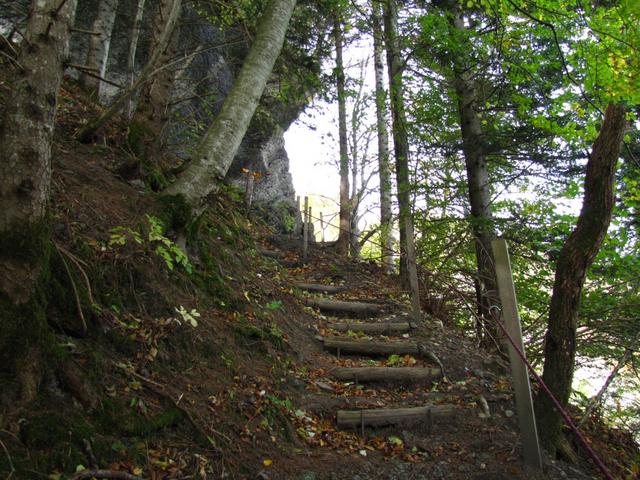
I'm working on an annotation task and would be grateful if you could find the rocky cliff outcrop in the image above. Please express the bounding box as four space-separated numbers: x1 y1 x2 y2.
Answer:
63 0 324 231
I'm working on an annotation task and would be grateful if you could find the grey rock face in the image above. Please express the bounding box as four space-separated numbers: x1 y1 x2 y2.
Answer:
66 0 301 229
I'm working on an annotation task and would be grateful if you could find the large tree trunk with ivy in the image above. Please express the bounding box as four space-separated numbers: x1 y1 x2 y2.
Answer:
79 0 119 98
372 0 393 274
448 9 499 348
130 0 182 156
0 0 77 401
382 0 421 320
334 16 351 256
164 0 297 207
535 103 627 454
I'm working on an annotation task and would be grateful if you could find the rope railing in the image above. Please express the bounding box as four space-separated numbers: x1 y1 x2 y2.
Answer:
298 206 614 479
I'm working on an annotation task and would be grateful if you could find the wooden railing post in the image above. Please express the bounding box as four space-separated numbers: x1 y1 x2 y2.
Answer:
492 238 543 471
244 171 255 210
295 195 301 235
302 196 309 262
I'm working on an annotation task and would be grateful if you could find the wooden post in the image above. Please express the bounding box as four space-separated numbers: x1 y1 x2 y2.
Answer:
320 211 325 242
302 196 309 262
491 238 543 471
244 171 255 210
308 206 313 242
295 195 301 235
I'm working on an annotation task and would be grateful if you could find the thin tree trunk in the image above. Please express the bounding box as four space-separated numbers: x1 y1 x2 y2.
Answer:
535 103 627 454
79 0 119 98
382 0 421 321
124 0 147 119
334 16 351 256
450 10 499 348
77 0 182 142
0 0 77 401
372 0 393 274
130 0 182 155
164 0 297 207
578 348 632 428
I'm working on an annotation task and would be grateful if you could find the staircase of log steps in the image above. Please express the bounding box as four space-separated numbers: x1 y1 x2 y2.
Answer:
296 281 464 435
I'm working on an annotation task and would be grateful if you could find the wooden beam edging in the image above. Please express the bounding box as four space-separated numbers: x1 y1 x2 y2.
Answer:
492 238 543 471
337 404 456 429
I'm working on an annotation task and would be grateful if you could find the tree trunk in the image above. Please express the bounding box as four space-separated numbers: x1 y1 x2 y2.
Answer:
450 11 499 348
535 103 627 454
130 0 182 156
164 0 297 207
334 16 351 256
382 0 421 321
79 0 119 98
372 0 393 274
124 0 147 119
0 0 77 401
77 0 182 142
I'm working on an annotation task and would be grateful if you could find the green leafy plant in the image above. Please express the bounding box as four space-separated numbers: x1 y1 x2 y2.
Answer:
265 300 283 311
173 305 200 328
146 215 193 274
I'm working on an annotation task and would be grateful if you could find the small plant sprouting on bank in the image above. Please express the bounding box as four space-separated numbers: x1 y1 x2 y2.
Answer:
107 215 193 274
265 300 283 311
146 215 193 274
172 305 200 327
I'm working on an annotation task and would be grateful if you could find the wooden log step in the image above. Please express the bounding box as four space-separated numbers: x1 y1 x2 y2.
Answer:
323 336 425 357
331 366 441 383
258 248 284 259
337 404 456 429
296 283 344 294
306 298 384 316
328 321 411 334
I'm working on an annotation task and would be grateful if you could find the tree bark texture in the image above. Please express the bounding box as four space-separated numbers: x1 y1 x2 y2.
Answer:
0 0 77 401
77 0 182 142
450 11 499 348
164 0 297 207
131 0 182 153
328 321 411 334
124 0 147 119
334 16 351 256
331 366 441 383
79 0 119 98
323 337 423 356
535 103 627 453
337 404 455 429
372 0 394 274
306 298 384 316
0 0 77 302
382 0 421 321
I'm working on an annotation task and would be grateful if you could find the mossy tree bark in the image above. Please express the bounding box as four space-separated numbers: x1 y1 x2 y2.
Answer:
334 15 351 256
382 0 421 320
449 9 500 349
77 0 182 142
372 0 393 274
535 103 627 454
164 0 297 207
79 0 119 98
130 0 183 156
0 0 78 401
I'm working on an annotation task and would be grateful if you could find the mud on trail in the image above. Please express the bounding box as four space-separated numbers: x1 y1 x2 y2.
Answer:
0 85 636 480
